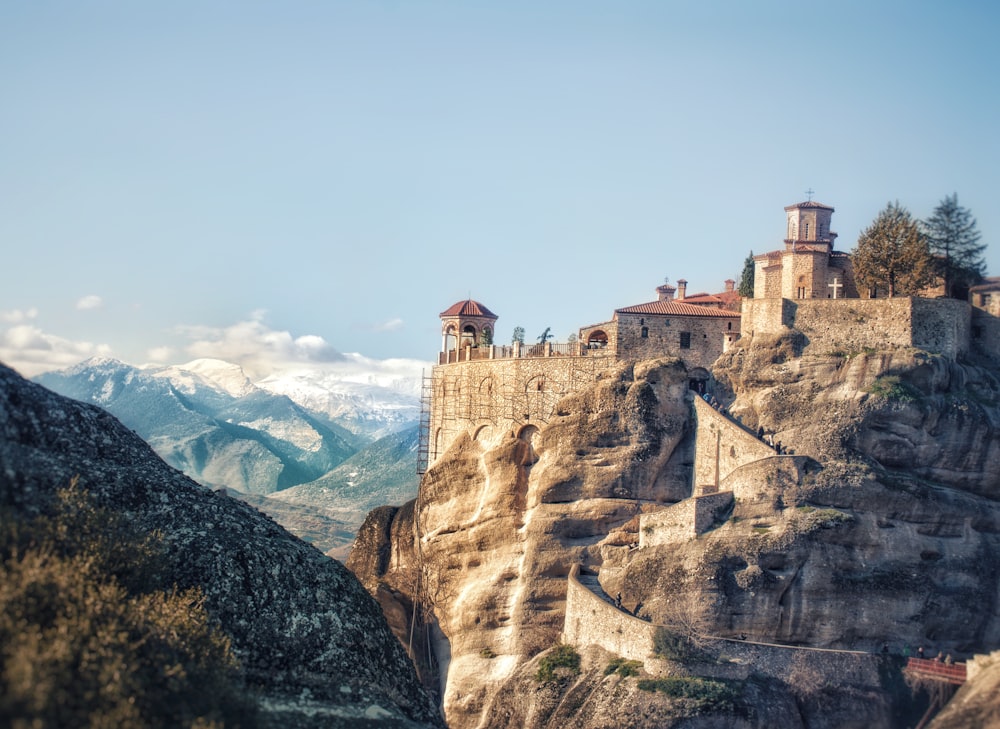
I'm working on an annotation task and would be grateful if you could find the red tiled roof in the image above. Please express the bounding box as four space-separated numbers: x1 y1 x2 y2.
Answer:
439 299 498 318
681 291 742 309
615 300 740 318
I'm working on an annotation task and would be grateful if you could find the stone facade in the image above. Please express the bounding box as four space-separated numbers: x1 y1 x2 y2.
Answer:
427 355 613 467
754 201 861 301
578 279 741 370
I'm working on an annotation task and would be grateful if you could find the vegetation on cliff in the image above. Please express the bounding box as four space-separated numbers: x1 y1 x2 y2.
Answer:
0 482 257 728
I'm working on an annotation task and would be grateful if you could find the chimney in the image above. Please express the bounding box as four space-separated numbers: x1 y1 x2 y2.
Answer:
724 279 735 293
656 281 676 301
677 279 687 300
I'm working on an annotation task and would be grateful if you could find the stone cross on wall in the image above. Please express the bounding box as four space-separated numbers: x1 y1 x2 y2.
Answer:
828 277 843 299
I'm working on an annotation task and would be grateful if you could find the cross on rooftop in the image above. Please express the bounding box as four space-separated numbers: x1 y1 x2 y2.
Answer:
828 277 843 299
805 187 815 201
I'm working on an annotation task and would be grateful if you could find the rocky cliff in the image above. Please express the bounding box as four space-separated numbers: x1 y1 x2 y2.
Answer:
0 362 444 728
350 332 1000 728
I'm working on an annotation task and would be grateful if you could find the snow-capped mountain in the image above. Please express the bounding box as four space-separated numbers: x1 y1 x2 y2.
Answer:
35 357 360 495
254 354 426 441
34 355 427 550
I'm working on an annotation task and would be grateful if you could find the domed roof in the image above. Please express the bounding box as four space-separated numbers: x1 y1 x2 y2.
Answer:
439 299 497 319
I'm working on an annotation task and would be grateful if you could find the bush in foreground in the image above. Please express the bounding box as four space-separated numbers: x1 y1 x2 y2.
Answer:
0 481 258 728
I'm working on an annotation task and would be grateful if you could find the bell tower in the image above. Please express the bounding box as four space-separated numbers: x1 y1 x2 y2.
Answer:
439 299 498 356
785 200 837 249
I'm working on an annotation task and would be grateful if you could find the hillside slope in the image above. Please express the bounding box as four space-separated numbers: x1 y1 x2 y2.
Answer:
0 362 443 728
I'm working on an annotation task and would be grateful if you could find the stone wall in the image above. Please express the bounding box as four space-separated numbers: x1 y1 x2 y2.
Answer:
428 356 614 467
614 311 740 370
741 297 972 359
692 396 775 491
563 566 884 688
638 491 734 548
972 309 1000 360
562 565 657 663
910 297 970 358
720 455 813 503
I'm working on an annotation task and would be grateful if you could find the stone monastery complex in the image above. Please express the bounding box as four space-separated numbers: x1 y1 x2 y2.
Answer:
423 199 999 472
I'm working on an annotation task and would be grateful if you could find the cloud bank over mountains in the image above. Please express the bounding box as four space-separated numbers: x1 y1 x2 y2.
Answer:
0 307 430 381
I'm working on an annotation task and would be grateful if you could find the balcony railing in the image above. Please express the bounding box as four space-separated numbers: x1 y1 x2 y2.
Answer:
437 341 614 365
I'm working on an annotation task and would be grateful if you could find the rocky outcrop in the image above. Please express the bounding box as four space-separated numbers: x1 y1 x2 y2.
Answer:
0 363 444 728
351 335 1000 728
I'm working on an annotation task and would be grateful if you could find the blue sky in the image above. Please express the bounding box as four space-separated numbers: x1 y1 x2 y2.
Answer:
2 1 998 378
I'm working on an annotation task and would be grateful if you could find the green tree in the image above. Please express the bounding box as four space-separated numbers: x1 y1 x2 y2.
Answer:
737 251 755 298
537 327 552 344
852 202 934 297
478 327 493 346
922 193 985 298
511 326 525 345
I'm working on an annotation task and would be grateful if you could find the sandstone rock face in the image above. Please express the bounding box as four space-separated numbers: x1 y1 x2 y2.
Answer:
929 650 1000 728
352 338 1000 728
0 363 444 728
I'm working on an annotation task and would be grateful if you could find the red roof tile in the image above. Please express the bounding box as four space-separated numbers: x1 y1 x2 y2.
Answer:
615 300 740 318
439 299 498 318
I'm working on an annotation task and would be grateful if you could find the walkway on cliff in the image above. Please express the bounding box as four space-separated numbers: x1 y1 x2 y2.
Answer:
572 565 871 657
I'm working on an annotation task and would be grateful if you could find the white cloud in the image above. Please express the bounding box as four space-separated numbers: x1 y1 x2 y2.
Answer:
177 316 346 379
146 346 174 363
0 324 113 378
0 308 39 323
76 295 103 311
374 318 404 332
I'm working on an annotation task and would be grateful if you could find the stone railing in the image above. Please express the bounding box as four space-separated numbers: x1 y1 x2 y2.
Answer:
437 341 616 365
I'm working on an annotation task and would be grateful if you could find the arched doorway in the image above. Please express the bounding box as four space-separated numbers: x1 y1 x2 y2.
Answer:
688 367 711 395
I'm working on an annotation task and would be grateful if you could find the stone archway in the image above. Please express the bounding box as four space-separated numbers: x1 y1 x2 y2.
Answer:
517 425 540 466
587 330 609 349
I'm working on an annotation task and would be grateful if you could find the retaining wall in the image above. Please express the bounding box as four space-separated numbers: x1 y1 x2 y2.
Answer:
741 297 971 359
638 491 734 547
562 564 658 663
563 565 884 687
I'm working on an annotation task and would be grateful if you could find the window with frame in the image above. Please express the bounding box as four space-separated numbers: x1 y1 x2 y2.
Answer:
680 332 691 349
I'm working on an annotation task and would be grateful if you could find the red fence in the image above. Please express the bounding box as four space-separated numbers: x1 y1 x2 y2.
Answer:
904 657 967 685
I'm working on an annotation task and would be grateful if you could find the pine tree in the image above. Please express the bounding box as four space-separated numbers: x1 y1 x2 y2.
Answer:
737 251 755 298
922 193 985 298
852 202 934 297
